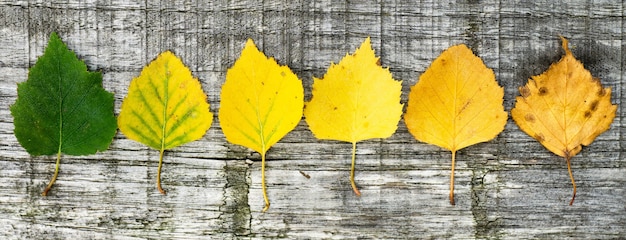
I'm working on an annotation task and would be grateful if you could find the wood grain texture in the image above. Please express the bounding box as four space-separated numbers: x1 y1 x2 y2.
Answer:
0 0 624 239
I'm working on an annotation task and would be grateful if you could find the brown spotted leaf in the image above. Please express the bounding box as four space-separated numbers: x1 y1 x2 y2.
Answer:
511 36 617 205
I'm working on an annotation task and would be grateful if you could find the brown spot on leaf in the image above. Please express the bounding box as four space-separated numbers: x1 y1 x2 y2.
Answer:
280 71 286 77
584 111 592 118
459 101 471 114
534 133 545 142
520 86 531 98
376 58 381 66
590 100 599 112
538 87 548 96
597 88 607 97
333 106 338 110
524 113 535 123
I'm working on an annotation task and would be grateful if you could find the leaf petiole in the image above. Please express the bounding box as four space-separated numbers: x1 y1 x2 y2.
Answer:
42 150 62 196
157 148 166 194
350 141 361 196
450 150 456 205
566 156 576 205
261 152 270 212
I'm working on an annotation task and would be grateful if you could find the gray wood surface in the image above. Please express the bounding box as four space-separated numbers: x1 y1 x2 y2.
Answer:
0 0 625 239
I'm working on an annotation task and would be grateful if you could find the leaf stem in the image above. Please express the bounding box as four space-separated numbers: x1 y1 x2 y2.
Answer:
450 150 456 205
350 141 361 196
566 155 576 205
42 151 62 196
261 152 270 212
157 148 166 195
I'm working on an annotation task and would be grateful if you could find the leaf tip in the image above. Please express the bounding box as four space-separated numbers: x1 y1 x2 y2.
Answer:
244 38 257 50
559 36 572 56
49 31 60 40
47 31 66 51
161 50 175 57
357 37 374 54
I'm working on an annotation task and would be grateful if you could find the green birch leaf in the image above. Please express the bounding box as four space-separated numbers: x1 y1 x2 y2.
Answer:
10 32 117 196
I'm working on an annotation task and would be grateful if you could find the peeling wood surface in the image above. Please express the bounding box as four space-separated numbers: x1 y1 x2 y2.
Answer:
0 0 625 239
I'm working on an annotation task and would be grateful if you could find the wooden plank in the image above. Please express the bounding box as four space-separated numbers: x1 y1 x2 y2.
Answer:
0 0 624 239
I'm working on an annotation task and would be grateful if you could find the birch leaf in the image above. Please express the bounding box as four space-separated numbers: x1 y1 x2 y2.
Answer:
404 44 507 205
304 37 403 196
219 39 304 212
511 37 617 205
10 32 117 196
118 51 213 194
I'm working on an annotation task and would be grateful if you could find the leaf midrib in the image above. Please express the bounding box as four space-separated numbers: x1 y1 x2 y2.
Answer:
56 45 64 156
160 62 170 152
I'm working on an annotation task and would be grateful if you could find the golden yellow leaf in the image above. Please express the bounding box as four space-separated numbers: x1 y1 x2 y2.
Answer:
118 51 213 194
511 37 616 205
404 44 507 205
219 39 303 212
304 37 403 196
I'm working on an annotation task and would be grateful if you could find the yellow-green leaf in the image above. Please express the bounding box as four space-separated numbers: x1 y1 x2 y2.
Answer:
219 39 304 212
118 51 213 194
304 37 403 196
404 44 507 205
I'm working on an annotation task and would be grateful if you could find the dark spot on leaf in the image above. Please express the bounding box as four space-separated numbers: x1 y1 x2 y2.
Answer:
520 86 531 98
584 111 592 118
567 72 573 79
597 88 607 97
275 91 278 95
333 107 338 110
459 101 470 114
524 113 535 123
534 133 545 142
376 58 381 66
538 87 548 96
280 71 286 77
261 81 265 86
590 100 598 111
441 59 447 66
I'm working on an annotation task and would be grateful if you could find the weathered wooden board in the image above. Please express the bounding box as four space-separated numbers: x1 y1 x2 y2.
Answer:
0 0 625 239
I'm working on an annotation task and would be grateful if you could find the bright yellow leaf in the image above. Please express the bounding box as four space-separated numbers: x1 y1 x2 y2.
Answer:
219 39 304 212
511 36 616 205
304 37 403 196
118 51 213 194
404 44 507 205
